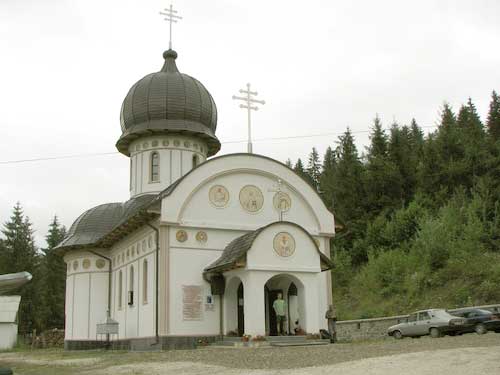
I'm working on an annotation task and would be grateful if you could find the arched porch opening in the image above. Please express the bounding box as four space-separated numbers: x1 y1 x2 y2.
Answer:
223 276 245 336
264 274 305 336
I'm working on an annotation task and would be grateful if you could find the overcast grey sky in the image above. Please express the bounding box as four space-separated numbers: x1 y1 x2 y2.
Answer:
1 0 499 247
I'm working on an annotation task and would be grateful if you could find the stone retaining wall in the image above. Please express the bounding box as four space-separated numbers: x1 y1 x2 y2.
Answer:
336 304 500 341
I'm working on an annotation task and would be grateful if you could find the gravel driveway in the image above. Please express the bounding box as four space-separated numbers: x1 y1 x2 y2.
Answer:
1 333 499 374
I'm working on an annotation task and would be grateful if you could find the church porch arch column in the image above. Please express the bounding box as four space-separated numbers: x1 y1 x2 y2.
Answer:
242 272 266 337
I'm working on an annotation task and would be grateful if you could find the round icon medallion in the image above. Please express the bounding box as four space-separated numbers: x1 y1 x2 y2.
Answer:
273 192 292 213
196 231 208 243
273 232 296 257
82 259 91 269
96 259 106 269
209 185 230 208
176 230 188 242
239 185 264 213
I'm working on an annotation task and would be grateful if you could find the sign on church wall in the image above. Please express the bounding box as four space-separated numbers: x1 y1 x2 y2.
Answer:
182 285 203 321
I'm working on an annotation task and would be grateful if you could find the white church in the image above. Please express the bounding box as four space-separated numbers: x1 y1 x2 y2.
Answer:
56 40 336 349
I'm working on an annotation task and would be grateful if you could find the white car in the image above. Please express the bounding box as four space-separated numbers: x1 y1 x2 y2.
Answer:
388 309 468 339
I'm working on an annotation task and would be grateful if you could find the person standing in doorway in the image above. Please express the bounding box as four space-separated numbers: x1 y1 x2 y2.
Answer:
325 304 337 343
273 293 287 335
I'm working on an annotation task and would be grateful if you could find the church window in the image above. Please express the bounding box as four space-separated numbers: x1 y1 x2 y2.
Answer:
128 266 135 306
118 270 123 309
142 239 146 252
151 152 160 182
192 154 199 168
143 260 148 304
129 158 132 191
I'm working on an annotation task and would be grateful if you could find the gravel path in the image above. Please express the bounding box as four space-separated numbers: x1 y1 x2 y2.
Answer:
1 333 500 374
97 347 500 375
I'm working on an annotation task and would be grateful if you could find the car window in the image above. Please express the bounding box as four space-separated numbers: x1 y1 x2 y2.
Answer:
418 312 431 321
476 309 492 315
408 313 417 322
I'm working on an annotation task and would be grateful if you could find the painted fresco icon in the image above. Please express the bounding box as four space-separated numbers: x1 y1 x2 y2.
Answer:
273 232 296 257
176 230 188 243
273 191 291 213
196 231 208 243
209 185 229 208
239 185 264 213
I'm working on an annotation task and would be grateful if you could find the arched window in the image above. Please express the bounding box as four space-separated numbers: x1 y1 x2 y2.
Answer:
128 266 135 306
142 260 148 304
129 158 133 190
192 154 199 168
150 152 160 182
118 270 123 309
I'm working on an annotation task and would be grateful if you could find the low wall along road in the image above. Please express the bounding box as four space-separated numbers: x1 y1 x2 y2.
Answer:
336 304 500 341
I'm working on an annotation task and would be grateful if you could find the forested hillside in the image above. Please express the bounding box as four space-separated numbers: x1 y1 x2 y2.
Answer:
291 91 500 319
1 91 499 331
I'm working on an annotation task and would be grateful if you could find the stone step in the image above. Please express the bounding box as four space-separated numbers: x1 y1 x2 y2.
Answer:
264 335 308 342
270 340 330 347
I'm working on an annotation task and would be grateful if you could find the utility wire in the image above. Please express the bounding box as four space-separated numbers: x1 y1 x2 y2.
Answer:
0 125 438 165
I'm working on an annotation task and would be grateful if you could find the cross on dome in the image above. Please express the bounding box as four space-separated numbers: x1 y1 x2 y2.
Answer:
159 4 183 50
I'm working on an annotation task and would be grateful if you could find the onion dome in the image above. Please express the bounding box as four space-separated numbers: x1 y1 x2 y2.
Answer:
116 49 220 156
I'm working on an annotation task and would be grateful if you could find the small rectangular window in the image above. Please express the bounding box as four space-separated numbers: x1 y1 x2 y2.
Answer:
118 271 123 309
143 260 148 304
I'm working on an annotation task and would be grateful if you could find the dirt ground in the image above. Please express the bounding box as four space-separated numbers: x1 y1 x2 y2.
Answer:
1 333 499 375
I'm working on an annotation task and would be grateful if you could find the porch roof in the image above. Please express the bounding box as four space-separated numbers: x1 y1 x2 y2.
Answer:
204 221 334 276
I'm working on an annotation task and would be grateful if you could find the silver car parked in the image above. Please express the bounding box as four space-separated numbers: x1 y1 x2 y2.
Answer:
388 309 467 339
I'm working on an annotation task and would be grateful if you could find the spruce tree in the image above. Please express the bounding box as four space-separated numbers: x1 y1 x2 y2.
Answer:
285 158 293 168
0 203 39 334
367 114 388 159
320 146 336 211
487 91 500 141
307 147 321 190
38 216 67 330
294 158 311 184
332 130 364 222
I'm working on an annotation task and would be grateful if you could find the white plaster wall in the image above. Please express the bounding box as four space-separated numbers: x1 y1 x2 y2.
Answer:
129 135 207 198
65 272 74 339
110 226 157 339
161 154 335 238
168 228 222 335
64 251 110 340
0 324 17 350
247 223 321 273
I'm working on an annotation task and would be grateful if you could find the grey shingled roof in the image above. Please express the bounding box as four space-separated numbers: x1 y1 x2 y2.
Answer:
116 49 220 157
56 194 156 251
204 221 334 275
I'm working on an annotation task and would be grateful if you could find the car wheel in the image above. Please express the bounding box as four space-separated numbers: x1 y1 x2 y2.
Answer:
430 328 441 338
475 323 487 335
393 330 403 340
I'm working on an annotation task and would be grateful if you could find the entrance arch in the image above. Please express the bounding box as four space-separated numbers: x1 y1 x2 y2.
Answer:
264 274 305 336
224 276 245 336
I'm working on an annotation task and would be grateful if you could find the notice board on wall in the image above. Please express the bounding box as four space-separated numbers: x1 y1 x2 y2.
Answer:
182 285 203 321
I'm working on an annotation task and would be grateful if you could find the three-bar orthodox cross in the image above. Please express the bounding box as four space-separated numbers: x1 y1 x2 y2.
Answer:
232 83 266 154
268 178 287 221
159 4 183 50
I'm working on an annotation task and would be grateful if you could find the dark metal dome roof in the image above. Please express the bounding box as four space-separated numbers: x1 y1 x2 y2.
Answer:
56 195 156 250
116 49 220 156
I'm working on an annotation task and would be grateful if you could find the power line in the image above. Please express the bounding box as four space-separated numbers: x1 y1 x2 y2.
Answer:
0 152 118 165
0 125 438 165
